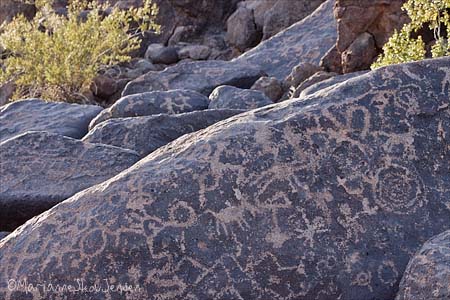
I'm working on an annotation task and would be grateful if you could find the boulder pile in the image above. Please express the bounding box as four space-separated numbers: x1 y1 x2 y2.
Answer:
0 56 449 300
0 1 449 299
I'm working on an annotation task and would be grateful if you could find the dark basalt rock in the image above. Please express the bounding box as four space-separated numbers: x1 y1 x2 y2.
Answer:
0 131 140 231
84 109 244 157
0 232 9 240
234 0 337 80
0 99 102 142
290 71 337 98
122 61 266 97
0 57 449 300
396 230 450 300
208 86 272 110
262 0 326 40
89 90 209 129
299 70 369 98
0 0 36 25
146 45 180 65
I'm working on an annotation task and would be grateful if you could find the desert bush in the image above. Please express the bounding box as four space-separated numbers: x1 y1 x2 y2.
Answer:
372 0 450 68
0 0 159 102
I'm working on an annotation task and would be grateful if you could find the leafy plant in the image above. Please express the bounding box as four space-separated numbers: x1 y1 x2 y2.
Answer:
372 0 450 68
0 0 159 102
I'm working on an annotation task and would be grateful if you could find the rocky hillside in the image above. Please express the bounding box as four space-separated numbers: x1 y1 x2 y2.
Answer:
0 1 449 300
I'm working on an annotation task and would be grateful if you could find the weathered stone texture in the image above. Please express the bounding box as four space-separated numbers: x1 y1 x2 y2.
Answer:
0 58 448 300
0 99 102 142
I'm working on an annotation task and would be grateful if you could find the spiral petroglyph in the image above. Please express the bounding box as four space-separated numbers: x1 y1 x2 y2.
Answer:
375 165 424 214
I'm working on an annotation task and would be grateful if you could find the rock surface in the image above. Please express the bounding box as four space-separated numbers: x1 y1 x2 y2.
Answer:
209 86 272 110
0 131 140 231
145 44 179 65
324 0 409 73
285 62 322 89
0 58 448 300
89 90 209 129
251 77 284 102
0 82 15 107
0 232 9 241
291 71 337 98
262 0 326 40
177 45 211 61
113 0 240 48
0 99 102 142
122 60 265 97
235 0 336 80
84 109 244 157
226 7 259 52
0 0 36 25
238 0 277 31
396 230 450 300
300 71 369 98
341 32 378 73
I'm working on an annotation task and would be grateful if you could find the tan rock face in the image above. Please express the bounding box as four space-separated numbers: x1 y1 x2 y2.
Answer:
0 57 448 300
323 0 409 73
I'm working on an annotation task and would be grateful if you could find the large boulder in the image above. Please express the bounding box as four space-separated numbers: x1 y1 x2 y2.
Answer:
144 44 179 65
0 99 102 142
226 7 260 52
84 109 244 157
208 86 272 110
89 90 209 129
122 60 265 97
396 230 450 300
0 131 140 231
234 0 337 80
0 57 449 300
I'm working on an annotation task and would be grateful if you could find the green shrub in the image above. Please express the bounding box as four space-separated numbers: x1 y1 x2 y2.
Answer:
0 0 159 102
372 0 450 68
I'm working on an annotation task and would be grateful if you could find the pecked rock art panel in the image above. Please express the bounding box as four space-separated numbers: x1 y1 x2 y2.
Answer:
0 57 449 300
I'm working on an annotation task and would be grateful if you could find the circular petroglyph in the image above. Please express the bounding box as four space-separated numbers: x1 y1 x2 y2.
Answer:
168 201 196 226
352 271 372 288
375 165 423 214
